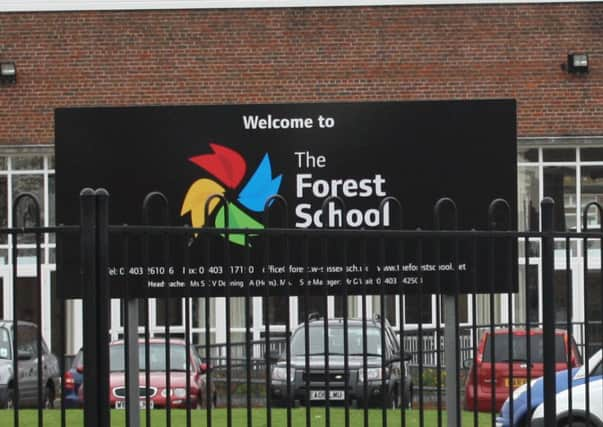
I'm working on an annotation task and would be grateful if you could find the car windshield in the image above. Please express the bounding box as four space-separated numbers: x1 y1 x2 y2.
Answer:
0 327 10 360
482 333 567 363
110 343 189 372
291 325 383 356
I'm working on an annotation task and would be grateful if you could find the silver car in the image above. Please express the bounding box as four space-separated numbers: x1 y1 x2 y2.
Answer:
0 320 60 409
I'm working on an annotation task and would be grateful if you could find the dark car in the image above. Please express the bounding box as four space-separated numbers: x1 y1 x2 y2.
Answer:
269 316 413 408
63 348 84 408
464 328 582 413
0 320 61 409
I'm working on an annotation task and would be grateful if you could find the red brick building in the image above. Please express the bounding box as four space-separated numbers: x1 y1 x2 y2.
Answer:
0 1 601 352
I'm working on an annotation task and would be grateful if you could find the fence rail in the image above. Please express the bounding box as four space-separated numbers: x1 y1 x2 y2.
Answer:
2 192 603 427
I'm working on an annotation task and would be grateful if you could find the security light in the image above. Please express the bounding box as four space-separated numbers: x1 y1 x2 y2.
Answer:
567 53 589 73
0 62 16 84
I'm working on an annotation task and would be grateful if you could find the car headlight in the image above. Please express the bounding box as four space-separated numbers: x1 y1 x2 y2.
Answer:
160 388 187 398
272 366 295 382
358 367 385 382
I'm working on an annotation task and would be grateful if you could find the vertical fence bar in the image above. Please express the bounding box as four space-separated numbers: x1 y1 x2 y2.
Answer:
488 217 496 427
183 230 191 427
244 233 252 427
263 217 272 427
471 231 478 427
360 237 369 427
204 232 213 426
524 236 532 427
223 215 232 427
123 229 141 427
58 226 67 427
163 231 172 427
582 212 591 420
378 234 387 427
95 189 111 427
565 235 573 426
80 188 98 427
10 223 18 427
541 197 556 427
35 223 43 426
303 236 311 427
416 231 424 427
342 235 350 427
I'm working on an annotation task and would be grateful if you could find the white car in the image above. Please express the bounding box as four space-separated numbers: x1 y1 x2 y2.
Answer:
531 377 603 427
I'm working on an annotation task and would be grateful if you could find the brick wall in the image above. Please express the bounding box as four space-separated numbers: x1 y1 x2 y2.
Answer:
0 3 602 145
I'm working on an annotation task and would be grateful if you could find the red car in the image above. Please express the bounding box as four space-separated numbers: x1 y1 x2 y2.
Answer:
108 338 216 409
464 328 582 412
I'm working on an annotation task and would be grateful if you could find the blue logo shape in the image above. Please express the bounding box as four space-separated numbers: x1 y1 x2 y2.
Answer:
238 153 283 212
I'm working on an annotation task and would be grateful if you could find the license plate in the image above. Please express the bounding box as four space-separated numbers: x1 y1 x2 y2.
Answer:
310 390 345 400
504 377 527 388
114 400 154 409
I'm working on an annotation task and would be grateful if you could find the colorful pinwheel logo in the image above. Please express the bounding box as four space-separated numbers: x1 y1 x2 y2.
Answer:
180 144 282 246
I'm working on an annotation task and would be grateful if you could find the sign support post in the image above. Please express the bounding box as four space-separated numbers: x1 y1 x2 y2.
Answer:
444 294 459 427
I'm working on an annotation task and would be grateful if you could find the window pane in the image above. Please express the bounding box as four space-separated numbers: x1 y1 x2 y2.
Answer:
0 176 6 244
405 294 432 324
192 297 215 328
156 298 183 326
543 148 575 162
49 175 55 227
298 296 326 323
518 147 538 162
524 264 539 324
581 166 603 231
581 147 603 162
231 297 247 327
518 166 539 231
334 296 357 318
48 155 55 170
263 296 288 325
0 157 6 170
12 156 43 170
543 166 576 231
371 295 396 325
13 175 44 244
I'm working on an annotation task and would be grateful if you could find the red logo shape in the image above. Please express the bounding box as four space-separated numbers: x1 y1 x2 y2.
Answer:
188 143 247 189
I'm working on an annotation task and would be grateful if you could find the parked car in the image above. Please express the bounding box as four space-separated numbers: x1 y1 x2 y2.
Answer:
0 320 60 409
496 349 603 427
63 348 84 408
530 377 603 427
269 315 413 408
109 338 216 409
464 328 582 412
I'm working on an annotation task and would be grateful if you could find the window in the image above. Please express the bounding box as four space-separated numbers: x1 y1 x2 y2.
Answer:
0 151 55 265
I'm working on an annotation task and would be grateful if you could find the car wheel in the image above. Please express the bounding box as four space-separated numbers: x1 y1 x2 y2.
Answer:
44 384 55 409
6 386 14 409
402 383 413 409
389 386 401 409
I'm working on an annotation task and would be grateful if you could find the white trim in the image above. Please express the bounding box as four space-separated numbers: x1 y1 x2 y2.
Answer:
0 0 599 12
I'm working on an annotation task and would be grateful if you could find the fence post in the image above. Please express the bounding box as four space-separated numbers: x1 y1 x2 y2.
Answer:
81 189 99 427
81 189 111 427
541 197 556 426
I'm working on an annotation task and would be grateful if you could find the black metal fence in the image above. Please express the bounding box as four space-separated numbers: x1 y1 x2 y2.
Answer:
1 190 603 427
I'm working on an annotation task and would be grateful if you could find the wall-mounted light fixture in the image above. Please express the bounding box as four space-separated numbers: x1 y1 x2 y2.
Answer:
0 62 16 84
567 53 589 73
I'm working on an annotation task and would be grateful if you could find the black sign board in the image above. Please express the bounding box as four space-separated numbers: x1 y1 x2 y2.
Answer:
55 100 517 298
